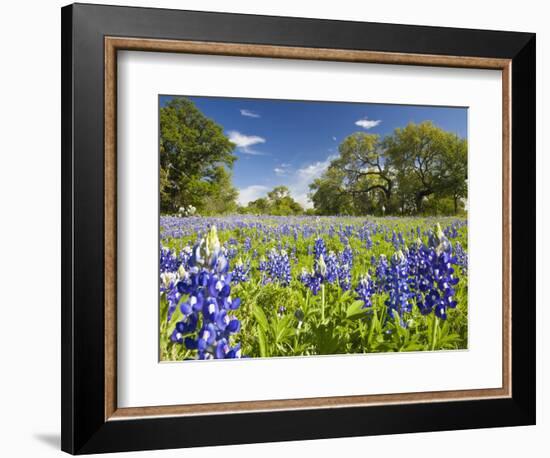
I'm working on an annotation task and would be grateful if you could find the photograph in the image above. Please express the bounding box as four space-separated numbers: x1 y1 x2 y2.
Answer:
158 95 469 361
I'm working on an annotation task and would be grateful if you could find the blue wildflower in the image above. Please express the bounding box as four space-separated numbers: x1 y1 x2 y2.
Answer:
356 274 375 308
385 250 414 318
314 237 326 260
169 226 243 360
264 248 292 286
231 257 250 284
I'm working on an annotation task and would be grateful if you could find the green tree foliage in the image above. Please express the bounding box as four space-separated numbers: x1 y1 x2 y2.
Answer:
309 166 354 215
240 186 305 215
309 132 396 215
160 98 238 214
310 122 467 216
384 121 467 214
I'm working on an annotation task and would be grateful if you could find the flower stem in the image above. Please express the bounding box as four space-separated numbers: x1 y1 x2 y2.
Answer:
431 316 439 351
321 284 326 322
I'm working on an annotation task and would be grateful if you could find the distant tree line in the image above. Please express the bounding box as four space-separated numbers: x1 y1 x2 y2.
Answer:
237 186 311 216
160 97 467 217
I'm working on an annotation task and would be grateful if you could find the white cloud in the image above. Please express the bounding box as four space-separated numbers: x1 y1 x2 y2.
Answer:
228 130 267 155
238 185 269 206
239 156 335 209
285 155 336 209
240 109 261 118
228 131 266 148
274 163 292 176
296 155 335 180
332 136 337 141
355 118 382 129
293 193 313 209
239 149 268 156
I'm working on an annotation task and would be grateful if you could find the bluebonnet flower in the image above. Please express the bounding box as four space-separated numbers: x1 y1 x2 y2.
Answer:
160 246 179 273
375 254 389 292
340 268 352 291
406 240 434 315
340 244 354 268
243 237 252 252
160 270 178 294
385 250 414 320
337 254 352 291
406 224 461 320
324 251 339 283
299 254 326 295
165 277 182 322
429 227 459 319
365 230 373 249
454 241 468 275
179 245 192 267
170 313 198 343
214 338 242 359
231 257 250 284
301 247 352 294
225 245 238 261
444 223 459 239
263 248 292 286
169 226 242 360
314 237 326 260
391 231 400 250
258 255 267 273
356 274 375 308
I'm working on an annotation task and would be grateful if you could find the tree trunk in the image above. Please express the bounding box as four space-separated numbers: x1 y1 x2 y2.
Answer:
415 189 432 214
415 193 424 214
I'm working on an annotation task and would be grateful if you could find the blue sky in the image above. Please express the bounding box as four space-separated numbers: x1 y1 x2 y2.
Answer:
160 95 467 208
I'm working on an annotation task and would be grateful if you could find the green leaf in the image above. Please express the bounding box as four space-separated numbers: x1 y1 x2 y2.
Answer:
253 305 269 333
274 315 294 343
257 325 268 357
346 300 368 320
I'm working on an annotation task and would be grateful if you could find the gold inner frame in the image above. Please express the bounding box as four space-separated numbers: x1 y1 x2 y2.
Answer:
104 37 512 421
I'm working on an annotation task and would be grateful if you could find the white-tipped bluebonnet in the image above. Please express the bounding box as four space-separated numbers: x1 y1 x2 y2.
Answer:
263 248 292 286
166 226 243 360
324 251 339 283
314 237 326 260
385 250 414 320
454 241 468 275
375 254 389 292
340 244 354 268
356 274 375 308
231 257 250 284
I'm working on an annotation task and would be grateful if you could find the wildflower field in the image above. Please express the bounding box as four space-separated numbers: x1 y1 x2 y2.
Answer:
159 216 468 361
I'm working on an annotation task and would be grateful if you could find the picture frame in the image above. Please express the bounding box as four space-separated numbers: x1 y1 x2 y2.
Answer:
61 3 536 454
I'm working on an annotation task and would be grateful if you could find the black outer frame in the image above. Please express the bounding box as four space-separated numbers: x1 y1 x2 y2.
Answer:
61 3 536 454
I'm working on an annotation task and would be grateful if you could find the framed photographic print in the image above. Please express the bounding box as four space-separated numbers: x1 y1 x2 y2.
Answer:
61 3 536 454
